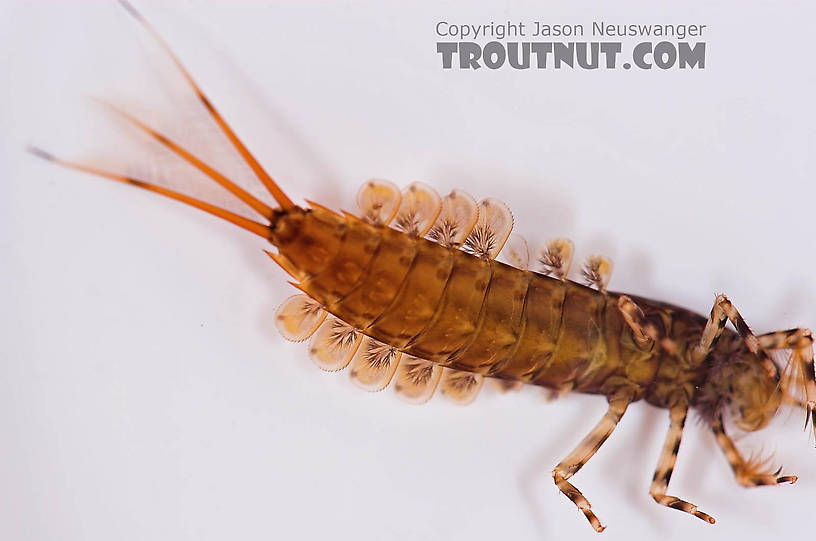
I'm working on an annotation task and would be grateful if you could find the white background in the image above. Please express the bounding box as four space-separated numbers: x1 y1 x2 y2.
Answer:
3 1 816 540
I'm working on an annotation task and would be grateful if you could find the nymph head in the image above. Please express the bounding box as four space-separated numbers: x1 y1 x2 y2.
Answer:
725 355 781 431
699 349 782 432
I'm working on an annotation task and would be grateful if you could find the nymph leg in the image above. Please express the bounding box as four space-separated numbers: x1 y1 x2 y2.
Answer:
649 398 714 523
552 387 635 532
711 416 797 487
617 295 655 349
691 295 776 378
758 328 816 437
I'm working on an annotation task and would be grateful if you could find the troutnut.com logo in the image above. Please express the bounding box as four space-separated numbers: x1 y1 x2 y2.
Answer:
436 21 707 70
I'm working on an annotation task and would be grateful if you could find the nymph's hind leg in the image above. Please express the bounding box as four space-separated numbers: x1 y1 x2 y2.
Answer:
712 416 797 487
649 398 715 524
691 295 776 377
552 386 635 532
617 295 656 349
758 328 816 436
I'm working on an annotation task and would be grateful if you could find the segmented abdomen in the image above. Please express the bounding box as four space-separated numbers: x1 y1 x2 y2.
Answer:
272 181 655 403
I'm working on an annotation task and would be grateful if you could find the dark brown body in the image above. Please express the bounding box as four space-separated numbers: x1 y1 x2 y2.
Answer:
273 206 731 410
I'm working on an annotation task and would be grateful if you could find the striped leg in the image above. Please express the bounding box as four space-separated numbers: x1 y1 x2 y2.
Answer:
712 416 797 487
649 399 715 524
691 295 777 378
552 392 633 532
617 295 655 349
758 328 816 437
758 328 814 351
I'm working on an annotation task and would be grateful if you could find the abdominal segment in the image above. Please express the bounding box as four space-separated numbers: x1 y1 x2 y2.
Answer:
271 180 640 404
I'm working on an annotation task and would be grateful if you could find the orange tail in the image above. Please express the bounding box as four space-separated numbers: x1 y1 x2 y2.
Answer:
27 146 271 239
117 0 294 211
29 1 298 239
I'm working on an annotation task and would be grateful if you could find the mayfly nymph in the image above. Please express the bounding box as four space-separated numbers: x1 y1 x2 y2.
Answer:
30 1 815 533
